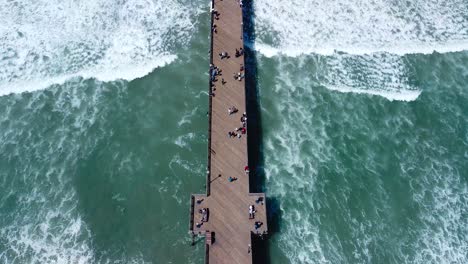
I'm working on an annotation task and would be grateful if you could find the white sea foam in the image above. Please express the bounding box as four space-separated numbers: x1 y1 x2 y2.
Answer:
262 68 337 262
272 53 421 102
255 40 468 58
254 0 468 56
0 81 113 263
0 79 168 263
254 0 468 101
323 52 421 101
326 85 421 102
403 152 468 263
178 107 199 127
174 132 195 149
0 0 196 96
0 212 94 264
259 49 423 102
262 56 468 263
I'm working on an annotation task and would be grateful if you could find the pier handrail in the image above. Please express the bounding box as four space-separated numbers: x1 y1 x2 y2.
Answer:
189 195 195 233
206 0 215 196
205 244 210 264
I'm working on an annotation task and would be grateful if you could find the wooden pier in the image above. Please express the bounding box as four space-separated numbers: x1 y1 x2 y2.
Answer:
189 0 268 263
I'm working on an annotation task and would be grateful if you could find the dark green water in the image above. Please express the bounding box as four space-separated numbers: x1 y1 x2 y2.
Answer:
0 11 210 261
259 53 468 263
1 0 467 263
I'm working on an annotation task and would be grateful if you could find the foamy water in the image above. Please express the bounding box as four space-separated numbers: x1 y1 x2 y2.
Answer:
254 0 468 56
253 0 468 101
323 52 421 101
0 80 110 263
0 70 209 263
260 54 468 263
0 0 198 96
0 0 467 263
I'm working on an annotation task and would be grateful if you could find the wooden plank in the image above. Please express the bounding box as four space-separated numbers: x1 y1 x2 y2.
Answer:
189 0 268 263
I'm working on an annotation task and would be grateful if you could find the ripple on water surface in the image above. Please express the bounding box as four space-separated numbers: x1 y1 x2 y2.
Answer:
259 52 468 263
0 0 202 95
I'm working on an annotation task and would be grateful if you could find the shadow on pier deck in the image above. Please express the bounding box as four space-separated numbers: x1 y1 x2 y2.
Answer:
188 0 269 263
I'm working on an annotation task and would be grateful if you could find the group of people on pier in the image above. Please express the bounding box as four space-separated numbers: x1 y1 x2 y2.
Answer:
195 208 209 228
191 2 267 257
227 112 247 138
249 205 264 230
235 48 244 57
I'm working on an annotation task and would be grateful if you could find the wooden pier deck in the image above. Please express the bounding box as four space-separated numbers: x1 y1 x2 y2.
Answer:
189 0 268 263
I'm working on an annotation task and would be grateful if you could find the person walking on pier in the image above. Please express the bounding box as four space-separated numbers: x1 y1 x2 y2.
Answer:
255 221 263 229
235 48 244 57
228 176 237 182
249 205 255 219
219 51 229 59
211 9 220 20
228 106 238 115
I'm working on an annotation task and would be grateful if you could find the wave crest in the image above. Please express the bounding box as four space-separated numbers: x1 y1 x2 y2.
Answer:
254 0 468 56
0 0 196 96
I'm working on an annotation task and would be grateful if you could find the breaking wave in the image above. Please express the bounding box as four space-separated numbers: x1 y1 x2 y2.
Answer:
253 0 468 101
0 0 199 96
254 0 468 56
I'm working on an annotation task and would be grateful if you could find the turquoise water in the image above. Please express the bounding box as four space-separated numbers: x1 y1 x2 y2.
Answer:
259 52 468 263
1 0 467 263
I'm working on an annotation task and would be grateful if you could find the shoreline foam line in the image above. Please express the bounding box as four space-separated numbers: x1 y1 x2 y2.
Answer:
0 0 196 96
0 56 177 97
254 0 468 58
254 42 468 57
326 85 422 102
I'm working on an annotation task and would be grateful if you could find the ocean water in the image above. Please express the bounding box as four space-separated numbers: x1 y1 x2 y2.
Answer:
0 0 467 263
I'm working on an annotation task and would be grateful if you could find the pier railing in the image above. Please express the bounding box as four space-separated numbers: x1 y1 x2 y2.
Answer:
190 0 268 262
189 195 195 233
206 0 215 196
205 244 210 264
